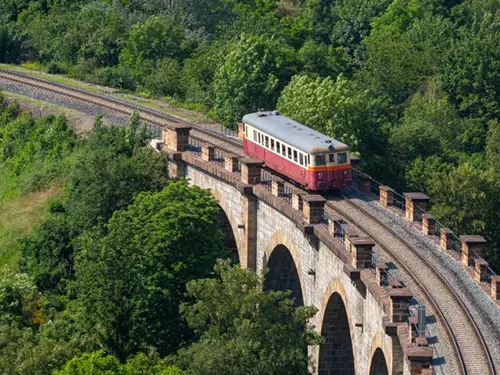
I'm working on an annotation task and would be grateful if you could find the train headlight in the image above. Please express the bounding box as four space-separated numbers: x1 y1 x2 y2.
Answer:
343 170 347 175
318 172 323 178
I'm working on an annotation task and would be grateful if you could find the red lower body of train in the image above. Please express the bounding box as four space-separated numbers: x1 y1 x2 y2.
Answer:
243 138 352 191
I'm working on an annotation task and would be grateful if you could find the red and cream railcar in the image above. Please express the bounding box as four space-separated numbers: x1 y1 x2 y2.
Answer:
242 111 352 191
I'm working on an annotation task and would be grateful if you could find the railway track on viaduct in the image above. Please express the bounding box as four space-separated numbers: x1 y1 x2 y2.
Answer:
1 68 498 375
326 197 498 375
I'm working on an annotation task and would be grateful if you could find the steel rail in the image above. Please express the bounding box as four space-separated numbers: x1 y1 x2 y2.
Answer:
0 69 244 156
326 196 496 375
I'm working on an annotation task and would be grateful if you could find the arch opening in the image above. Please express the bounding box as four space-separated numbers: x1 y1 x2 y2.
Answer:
369 348 389 375
318 292 355 375
219 206 239 265
264 244 304 307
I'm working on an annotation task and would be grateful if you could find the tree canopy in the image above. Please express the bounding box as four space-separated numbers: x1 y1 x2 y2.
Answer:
74 179 228 358
176 260 321 375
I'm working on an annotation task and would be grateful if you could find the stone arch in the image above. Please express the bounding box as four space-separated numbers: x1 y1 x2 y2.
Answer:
317 279 356 375
368 333 392 375
369 348 389 375
211 189 241 264
264 232 306 306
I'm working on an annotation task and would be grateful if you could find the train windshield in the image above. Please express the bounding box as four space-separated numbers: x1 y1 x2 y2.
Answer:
315 154 326 166
337 152 348 164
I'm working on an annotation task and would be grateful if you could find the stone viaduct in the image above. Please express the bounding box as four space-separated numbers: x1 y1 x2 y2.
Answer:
153 124 500 375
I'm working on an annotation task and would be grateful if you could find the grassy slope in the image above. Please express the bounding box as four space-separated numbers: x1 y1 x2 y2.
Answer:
0 63 217 270
0 186 59 270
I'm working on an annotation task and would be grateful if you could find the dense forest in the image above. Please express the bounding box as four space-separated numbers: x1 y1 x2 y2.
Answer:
2 0 499 271
0 0 499 372
0 96 320 374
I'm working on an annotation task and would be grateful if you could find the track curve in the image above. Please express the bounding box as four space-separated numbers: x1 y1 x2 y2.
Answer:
326 196 497 375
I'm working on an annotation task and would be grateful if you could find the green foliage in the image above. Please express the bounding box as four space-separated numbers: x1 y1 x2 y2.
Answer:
214 33 297 125
443 11 500 120
176 260 321 375
428 163 492 234
361 12 454 105
64 114 167 230
55 351 185 375
390 79 487 186
0 267 36 325
0 101 77 199
330 0 392 67
119 16 189 87
20 113 168 292
143 58 183 98
298 40 347 77
20 214 75 291
74 180 228 358
304 0 335 43
181 42 225 105
278 74 360 147
486 120 500 172
23 2 127 67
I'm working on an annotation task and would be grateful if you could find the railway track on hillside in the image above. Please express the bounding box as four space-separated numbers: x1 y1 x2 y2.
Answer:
326 196 497 375
1 67 498 374
0 69 245 157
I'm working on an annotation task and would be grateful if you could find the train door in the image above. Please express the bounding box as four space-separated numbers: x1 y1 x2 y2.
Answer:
335 152 349 186
327 153 336 188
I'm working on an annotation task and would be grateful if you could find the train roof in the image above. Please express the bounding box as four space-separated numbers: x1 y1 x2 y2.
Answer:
242 111 349 154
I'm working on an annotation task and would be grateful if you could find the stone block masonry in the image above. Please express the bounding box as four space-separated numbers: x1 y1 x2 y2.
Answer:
403 193 430 222
164 143 433 375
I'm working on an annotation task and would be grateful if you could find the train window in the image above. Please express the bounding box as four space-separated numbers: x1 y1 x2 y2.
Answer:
282 144 286 156
337 152 347 164
315 154 326 166
258 132 261 144
253 130 256 141
299 153 303 165
265 136 269 148
329 154 335 163
293 150 298 162
271 139 275 151
287 147 292 159
276 141 280 152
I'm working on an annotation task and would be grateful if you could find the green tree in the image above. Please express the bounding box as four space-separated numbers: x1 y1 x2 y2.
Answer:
22 2 127 68
63 113 167 231
119 16 188 85
74 180 228 359
19 214 75 292
213 33 296 125
177 260 321 375
443 11 500 121
486 120 500 172
277 74 360 147
20 114 168 292
0 267 36 325
330 0 392 67
427 163 492 238
55 351 184 375
360 12 454 106
143 58 183 98
389 78 487 187
297 39 347 77
304 0 335 43
181 42 225 105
